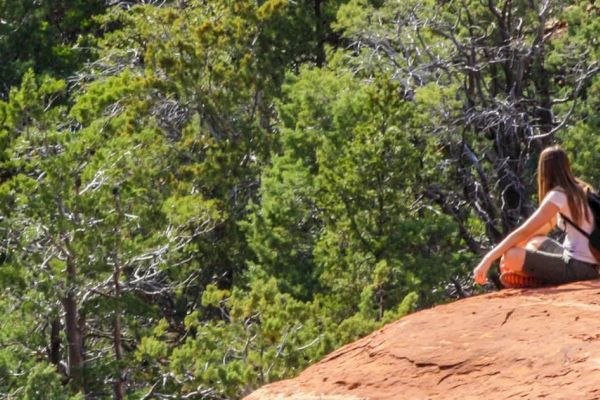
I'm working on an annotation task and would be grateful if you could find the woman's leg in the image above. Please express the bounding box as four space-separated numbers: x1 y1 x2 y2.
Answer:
500 235 551 274
499 247 526 274
524 236 554 251
518 238 568 284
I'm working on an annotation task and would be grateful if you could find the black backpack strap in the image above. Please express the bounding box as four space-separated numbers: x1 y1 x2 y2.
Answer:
559 212 591 239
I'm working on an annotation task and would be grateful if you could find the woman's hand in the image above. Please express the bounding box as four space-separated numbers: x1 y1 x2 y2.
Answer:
473 257 494 285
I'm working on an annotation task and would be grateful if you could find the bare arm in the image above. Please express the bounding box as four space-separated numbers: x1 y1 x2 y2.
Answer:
515 214 557 247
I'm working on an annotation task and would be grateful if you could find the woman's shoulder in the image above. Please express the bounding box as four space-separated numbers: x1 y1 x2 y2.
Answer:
547 186 566 196
543 187 567 207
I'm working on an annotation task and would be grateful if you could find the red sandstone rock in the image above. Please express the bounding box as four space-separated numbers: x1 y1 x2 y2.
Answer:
245 280 600 400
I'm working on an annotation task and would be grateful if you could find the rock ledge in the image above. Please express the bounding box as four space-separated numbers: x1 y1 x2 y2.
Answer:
245 280 600 400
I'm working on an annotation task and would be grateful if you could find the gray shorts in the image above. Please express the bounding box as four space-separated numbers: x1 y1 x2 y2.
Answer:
523 238 600 285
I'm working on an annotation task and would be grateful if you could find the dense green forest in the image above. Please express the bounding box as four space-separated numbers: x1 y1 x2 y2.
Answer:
0 0 599 398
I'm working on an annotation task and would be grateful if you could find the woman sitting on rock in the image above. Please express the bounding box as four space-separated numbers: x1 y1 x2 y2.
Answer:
473 145 599 288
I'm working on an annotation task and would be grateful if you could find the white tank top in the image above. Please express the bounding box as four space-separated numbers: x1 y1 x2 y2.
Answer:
542 189 596 264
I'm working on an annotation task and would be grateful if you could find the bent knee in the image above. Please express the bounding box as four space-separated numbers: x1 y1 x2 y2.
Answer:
501 247 526 272
525 236 548 251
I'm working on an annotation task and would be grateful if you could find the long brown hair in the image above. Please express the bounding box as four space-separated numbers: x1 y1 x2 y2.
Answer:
537 145 592 224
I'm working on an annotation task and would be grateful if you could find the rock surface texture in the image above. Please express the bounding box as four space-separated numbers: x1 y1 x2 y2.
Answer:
245 280 600 400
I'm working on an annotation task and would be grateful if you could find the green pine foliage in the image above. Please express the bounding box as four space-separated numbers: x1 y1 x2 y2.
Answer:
0 0 599 398
0 0 106 96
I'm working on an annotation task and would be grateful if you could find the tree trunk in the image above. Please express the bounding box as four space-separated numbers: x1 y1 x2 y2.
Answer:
314 0 325 67
47 317 61 367
113 264 124 400
63 276 85 393
113 188 125 400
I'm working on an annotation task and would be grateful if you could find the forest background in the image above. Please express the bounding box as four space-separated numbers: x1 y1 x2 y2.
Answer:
0 0 599 398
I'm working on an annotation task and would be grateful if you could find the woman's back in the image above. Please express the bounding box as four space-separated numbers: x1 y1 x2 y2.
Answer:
542 188 595 264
